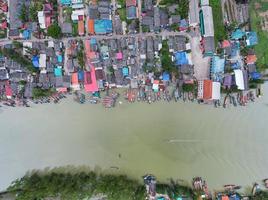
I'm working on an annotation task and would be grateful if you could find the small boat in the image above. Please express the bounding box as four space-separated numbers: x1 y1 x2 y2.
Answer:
252 182 261 196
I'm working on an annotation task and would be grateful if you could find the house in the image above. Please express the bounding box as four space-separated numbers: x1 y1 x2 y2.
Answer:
126 0 136 7
210 56 225 82
71 9 84 21
61 22 72 35
246 32 258 46
174 51 189 66
78 20 85 36
127 6 137 19
88 18 95 34
60 0 71 5
198 80 221 100
71 72 80 90
38 11 46 29
39 54 47 70
189 0 199 27
199 5 214 37
154 6 160 31
94 19 112 34
231 29 245 40
234 69 245 90
246 54 257 65
201 36 215 56
8 0 22 38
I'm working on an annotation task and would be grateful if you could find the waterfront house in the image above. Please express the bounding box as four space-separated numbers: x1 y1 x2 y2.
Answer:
198 80 221 100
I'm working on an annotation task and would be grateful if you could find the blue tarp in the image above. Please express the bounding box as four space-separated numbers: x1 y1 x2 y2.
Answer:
78 70 84 81
60 0 71 5
231 29 246 40
246 32 258 46
54 68 62 77
175 51 188 65
231 61 240 69
23 30 30 39
94 20 113 34
57 55 63 63
162 72 170 81
250 72 261 80
122 67 129 76
32 56 39 68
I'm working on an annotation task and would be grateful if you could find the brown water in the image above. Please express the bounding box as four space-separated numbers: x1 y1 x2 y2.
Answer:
0 84 268 191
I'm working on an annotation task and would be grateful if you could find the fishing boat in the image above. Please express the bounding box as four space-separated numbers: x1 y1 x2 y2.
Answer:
192 177 203 190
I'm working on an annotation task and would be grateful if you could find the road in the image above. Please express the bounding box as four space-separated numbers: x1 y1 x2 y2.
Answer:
0 31 192 46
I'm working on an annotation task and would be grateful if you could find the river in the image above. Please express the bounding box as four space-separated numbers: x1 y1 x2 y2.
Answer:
0 84 268 191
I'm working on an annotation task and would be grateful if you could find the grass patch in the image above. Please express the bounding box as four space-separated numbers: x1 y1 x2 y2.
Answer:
249 0 268 71
72 22 78 37
117 7 126 22
210 0 227 42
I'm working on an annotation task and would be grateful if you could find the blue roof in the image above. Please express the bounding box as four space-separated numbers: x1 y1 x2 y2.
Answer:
32 56 39 68
54 68 62 77
162 72 170 81
231 61 240 69
94 20 113 34
250 72 261 80
23 30 30 39
90 38 97 44
246 32 258 46
60 0 71 5
127 6 137 19
78 70 84 81
211 56 225 81
122 67 129 76
231 29 246 40
180 19 188 28
57 55 63 63
175 51 188 65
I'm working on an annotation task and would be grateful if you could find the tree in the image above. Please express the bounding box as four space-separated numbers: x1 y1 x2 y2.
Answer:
29 4 38 22
19 4 28 23
47 24 62 39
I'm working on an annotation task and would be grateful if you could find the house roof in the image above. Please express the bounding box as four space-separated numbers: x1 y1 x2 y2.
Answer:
94 19 112 34
126 0 136 7
61 22 72 34
127 6 137 19
88 19 95 34
203 79 212 100
234 69 245 90
246 54 257 64
231 29 246 40
200 5 214 37
222 40 231 48
175 51 188 65
78 20 85 35
246 31 258 46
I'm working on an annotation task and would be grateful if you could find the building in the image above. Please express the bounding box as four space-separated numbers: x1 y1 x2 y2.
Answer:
210 56 225 82
198 80 221 100
94 19 112 34
199 5 214 37
189 0 199 26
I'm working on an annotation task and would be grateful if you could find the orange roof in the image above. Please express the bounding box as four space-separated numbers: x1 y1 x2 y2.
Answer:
203 80 212 100
72 73 79 84
78 20 84 36
246 54 257 64
88 19 94 35
221 195 229 200
154 80 159 84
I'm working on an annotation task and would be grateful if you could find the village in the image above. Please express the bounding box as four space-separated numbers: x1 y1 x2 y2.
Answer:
0 0 263 108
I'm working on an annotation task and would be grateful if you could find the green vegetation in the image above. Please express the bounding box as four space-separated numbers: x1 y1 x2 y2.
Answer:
249 0 268 71
182 83 195 92
0 48 37 73
249 79 264 89
160 0 189 19
32 88 55 99
8 170 146 200
171 23 179 31
72 22 78 37
210 0 227 42
117 0 126 7
117 8 127 22
47 24 62 39
19 3 28 23
160 40 177 73
77 42 85 69
142 25 150 33
254 191 268 200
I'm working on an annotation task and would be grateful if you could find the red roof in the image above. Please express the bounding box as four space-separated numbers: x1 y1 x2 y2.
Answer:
72 73 79 84
78 20 85 36
78 15 84 21
222 40 231 48
5 81 12 97
203 80 212 100
221 196 229 200
45 16 52 28
0 21 7 29
126 0 136 7
1 4 8 12
246 54 257 64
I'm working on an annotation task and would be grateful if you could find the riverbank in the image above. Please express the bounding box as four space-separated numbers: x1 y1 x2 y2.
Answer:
0 83 268 192
3 169 268 200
